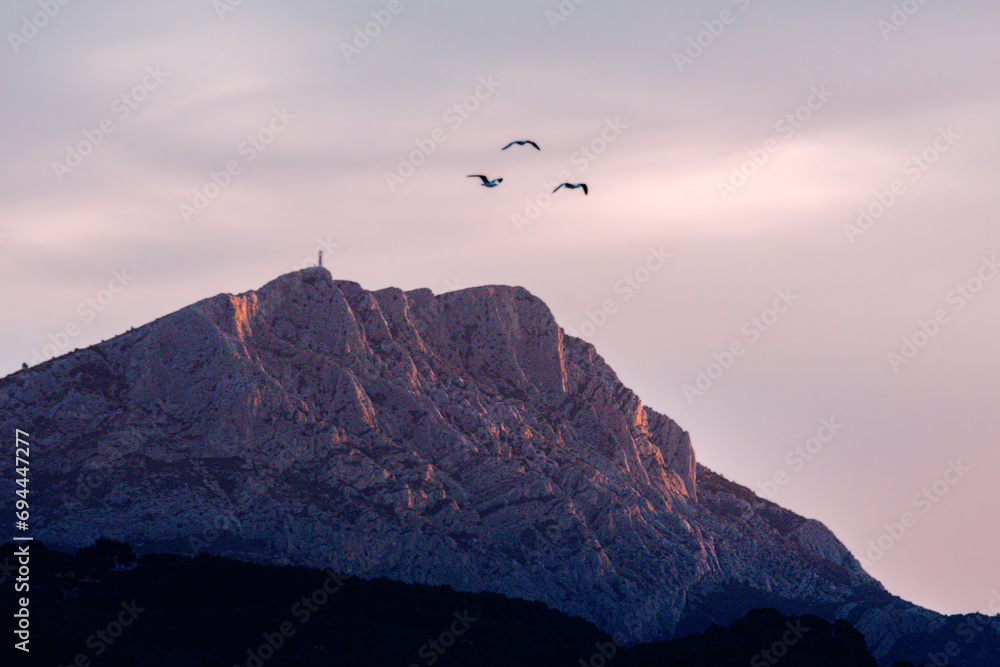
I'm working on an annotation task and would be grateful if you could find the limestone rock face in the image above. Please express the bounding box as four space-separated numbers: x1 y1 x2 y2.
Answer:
0 269 987 660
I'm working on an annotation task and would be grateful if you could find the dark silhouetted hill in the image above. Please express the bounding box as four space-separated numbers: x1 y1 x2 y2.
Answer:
1 540 957 666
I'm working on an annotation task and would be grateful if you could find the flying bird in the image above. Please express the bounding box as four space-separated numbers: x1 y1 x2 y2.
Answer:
553 182 588 195
468 175 503 187
502 140 540 151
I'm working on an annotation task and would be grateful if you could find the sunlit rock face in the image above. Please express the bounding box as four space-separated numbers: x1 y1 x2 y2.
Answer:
1 268 970 659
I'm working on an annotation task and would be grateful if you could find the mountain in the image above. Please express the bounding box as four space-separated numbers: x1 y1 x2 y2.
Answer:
0 538 887 666
2 268 997 664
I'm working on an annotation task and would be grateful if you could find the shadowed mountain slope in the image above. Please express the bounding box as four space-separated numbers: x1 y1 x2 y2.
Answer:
3 268 997 663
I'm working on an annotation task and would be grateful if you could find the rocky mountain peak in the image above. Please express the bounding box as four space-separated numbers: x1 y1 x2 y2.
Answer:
2 270 979 662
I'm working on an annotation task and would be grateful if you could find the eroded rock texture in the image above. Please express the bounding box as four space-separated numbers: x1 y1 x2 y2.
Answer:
3 268 991 662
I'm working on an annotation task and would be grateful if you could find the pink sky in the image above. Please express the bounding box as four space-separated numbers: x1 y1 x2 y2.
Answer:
1 0 998 616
